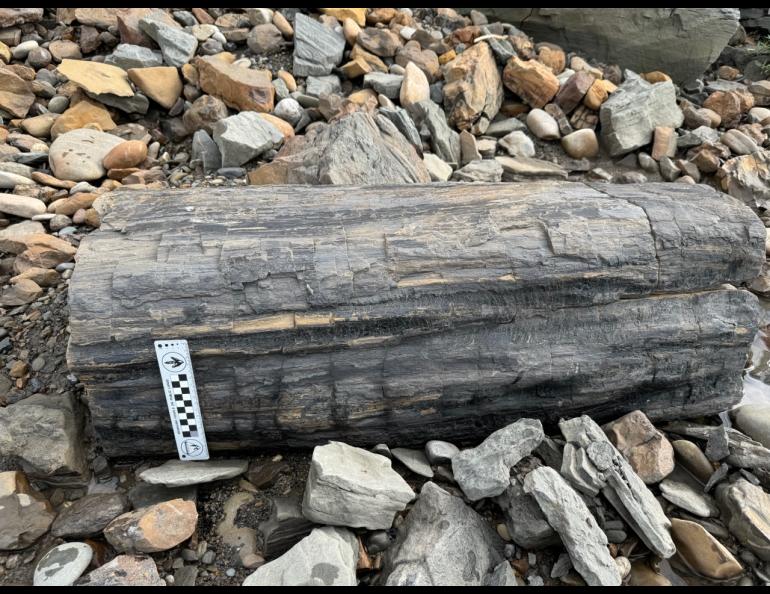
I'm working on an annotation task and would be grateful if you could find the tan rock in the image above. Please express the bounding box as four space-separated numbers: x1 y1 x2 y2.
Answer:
57 8 118 28
651 126 677 161
48 40 82 62
0 68 35 118
604 410 675 484
0 41 10 64
356 27 402 57
0 277 42 305
272 11 293 39
127 67 182 110
49 193 99 216
443 41 502 132
195 55 274 113
0 220 45 253
30 172 76 190
671 518 742 580
13 234 77 272
341 57 372 79
116 8 179 47
503 56 559 109
21 113 59 138
343 18 361 46
672 440 713 482
277 70 297 93
320 8 367 26
537 43 566 74
0 194 46 219
569 56 603 79
561 129 599 158
257 113 295 138
57 59 134 98
350 45 388 73
79 555 164 586
367 7 397 24
583 79 617 110
642 71 672 84
104 499 198 553
103 140 148 170
628 561 672 587
11 267 60 287
50 99 116 139
400 61 430 110
0 471 55 550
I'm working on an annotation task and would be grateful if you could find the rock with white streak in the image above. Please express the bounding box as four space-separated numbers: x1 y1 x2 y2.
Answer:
243 526 358 586
524 466 621 586
34 542 93 586
452 419 544 501
383 482 505 586
302 441 414 530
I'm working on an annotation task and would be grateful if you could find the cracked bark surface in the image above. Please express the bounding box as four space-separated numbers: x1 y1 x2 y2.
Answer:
66 182 764 456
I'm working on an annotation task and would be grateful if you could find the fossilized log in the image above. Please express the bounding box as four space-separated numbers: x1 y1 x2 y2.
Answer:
66 182 764 456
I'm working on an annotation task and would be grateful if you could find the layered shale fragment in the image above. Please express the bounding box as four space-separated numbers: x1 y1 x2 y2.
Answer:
66 182 764 456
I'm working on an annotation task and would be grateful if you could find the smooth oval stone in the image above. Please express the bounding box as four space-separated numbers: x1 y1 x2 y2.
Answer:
34 542 93 586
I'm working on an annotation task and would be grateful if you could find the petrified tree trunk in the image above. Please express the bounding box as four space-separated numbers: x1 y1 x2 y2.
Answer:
67 182 764 456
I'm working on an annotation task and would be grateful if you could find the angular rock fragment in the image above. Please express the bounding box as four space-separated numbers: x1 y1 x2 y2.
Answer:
451 159 503 182
495 156 568 181
244 526 357 586
383 482 504 586
249 111 429 185
599 78 683 156
495 474 559 549
408 99 461 165
604 410 675 484
0 471 56 550
293 13 345 76
452 418 544 500
718 151 770 210
138 459 248 487
559 416 676 559
302 442 414 530
139 15 197 67
716 478 770 560
524 466 621 586
213 111 284 167
195 56 274 113
104 498 198 553
260 491 315 560
52 493 129 538
0 68 35 118
670 518 743 580
0 392 87 480
57 59 133 97
443 41 502 132
502 56 559 108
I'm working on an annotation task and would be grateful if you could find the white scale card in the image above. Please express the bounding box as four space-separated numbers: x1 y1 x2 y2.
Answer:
154 339 210 461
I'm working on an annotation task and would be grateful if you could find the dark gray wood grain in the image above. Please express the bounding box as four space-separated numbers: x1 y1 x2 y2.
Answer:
66 182 764 456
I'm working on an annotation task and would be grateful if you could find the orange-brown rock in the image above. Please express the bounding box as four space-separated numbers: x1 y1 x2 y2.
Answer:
350 45 388 73
503 56 559 109
257 113 295 138
13 234 77 273
50 99 115 139
604 410 674 484
49 193 98 216
703 89 754 129
195 55 274 112
366 7 397 24
396 41 440 83
103 140 148 170
11 267 60 287
583 79 617 110
537 43 566 74
104 499 198 553
57 59 134 97
642 71 672 84
443 41 502 132
671 519 742 580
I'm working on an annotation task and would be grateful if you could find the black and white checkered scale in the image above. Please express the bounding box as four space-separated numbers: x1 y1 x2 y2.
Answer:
170 373 198 437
